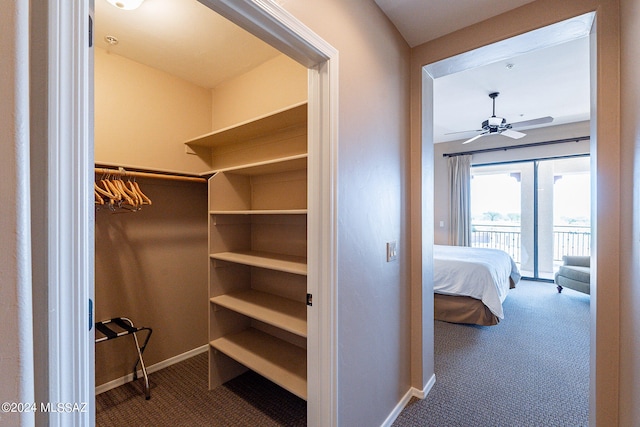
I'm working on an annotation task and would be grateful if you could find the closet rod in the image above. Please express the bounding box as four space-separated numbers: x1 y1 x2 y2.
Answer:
94 167 207 183
442 135 590 158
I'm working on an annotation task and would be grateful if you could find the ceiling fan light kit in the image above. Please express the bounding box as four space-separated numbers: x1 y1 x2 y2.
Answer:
484 116 505 129
457 91 554 144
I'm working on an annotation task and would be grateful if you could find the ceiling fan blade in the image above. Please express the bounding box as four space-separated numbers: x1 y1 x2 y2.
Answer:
509 116 554 128
462 133 486 144
445 129 483 135
502 129 526 139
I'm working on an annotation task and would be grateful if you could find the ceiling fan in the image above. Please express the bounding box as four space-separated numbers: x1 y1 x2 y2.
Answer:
450 92 554 144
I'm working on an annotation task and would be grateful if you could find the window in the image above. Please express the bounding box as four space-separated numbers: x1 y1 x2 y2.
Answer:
471 156 590 280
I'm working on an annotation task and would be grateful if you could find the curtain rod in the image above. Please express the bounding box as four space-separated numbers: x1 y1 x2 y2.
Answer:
94 166 207 183
442 136 590 158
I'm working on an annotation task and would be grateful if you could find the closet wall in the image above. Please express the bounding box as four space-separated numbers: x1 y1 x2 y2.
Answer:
211 54 307 130
94 179 208 387
94 47 212 174
94 46 210 387
94 46 307 387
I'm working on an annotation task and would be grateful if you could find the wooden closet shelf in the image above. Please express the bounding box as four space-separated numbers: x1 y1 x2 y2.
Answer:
210 328 307 400
211 251 307 275
210 209 307 215
205 101 310 400
211 290 307 338
212 154 307 176
185 103 307 149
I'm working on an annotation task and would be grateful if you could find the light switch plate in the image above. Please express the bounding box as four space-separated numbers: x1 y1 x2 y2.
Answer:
386 241 398 262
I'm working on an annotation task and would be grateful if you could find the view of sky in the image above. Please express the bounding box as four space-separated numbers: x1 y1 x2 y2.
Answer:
471 173 520 222
553 173 590 224
471 166 590 226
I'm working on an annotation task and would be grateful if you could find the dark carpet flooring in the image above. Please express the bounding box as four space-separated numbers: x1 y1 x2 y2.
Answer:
393 279 590 426
96 352 306 426
97 280 589 426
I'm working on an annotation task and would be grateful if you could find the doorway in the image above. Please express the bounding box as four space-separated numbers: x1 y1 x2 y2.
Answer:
44 1 338 425
422 10 595 422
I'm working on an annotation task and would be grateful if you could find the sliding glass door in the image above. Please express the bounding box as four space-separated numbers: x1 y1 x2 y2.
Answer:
470 156 590 280
546 157 591 278
470 164 525 265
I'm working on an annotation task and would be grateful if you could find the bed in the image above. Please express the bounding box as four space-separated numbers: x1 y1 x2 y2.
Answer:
434 245 521 326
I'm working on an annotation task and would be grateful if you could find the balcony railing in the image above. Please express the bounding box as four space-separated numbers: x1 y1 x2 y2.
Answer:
471 224 590 263
552 226 591 260
472 225 522 262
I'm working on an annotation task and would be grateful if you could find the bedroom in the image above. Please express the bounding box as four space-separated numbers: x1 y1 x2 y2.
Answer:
429 17 592 325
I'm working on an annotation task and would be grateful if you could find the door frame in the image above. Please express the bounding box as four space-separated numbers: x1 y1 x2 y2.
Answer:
418 9 620 425
44 1 95 426
45 0 339 425
198 2 340 424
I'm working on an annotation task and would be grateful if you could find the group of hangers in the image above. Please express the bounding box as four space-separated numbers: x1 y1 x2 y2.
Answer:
95 168 152 212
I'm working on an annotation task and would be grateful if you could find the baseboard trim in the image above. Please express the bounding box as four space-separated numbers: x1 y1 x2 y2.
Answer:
411 373 436 399
381 374 436 427
95 344 208 395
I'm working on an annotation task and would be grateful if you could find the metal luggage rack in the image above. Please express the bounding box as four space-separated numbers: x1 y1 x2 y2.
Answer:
95 317 153 399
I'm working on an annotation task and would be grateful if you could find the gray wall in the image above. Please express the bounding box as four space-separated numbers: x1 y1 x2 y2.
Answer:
281 1 412 425
0 2 33 426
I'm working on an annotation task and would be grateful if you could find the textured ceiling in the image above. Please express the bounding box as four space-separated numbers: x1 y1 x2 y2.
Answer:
94 0 281 89
433 36 591 143
374 0 537 47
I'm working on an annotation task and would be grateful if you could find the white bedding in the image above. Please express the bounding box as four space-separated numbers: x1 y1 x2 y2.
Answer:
434 245 521 319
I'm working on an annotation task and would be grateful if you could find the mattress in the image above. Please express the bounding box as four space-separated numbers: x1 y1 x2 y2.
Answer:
434 245 521 319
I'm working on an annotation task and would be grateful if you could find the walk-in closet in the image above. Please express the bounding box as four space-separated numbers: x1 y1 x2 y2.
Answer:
93 0 310 422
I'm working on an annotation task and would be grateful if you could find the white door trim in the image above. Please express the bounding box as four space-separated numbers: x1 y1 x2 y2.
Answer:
46 0 95 426
197 2 340 424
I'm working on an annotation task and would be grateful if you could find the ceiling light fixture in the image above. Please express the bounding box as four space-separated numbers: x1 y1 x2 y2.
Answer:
106 0 145 10
104 35 119 46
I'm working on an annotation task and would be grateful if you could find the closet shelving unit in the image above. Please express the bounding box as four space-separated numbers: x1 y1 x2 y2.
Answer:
185 102 309 400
